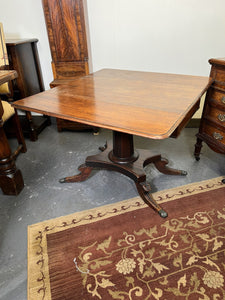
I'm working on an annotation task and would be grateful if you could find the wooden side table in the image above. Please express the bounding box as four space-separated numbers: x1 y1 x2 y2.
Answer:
5 38 51 141
12 69 212 216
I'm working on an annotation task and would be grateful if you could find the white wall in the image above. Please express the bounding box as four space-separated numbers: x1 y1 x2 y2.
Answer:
0 0 225 95
0 0 53 90
87 0 225 77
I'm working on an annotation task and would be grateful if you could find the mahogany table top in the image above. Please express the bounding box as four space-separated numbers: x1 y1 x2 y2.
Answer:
12 69 212 139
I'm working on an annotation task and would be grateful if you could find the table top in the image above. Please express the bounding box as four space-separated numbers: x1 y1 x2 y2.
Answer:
0 70 17 85
12 69 212 139
5 38 38 46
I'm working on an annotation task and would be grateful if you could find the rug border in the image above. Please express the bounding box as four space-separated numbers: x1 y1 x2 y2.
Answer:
29 176 225 229
27 176 225 300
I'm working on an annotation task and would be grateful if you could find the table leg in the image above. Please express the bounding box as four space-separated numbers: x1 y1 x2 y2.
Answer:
194 137 203 161
0 125 24 195
59 164 93 183
135 182 168 218
60 131 187 217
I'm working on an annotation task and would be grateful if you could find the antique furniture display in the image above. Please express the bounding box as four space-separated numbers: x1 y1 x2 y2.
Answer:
13 69 212 216
5 38 51 141
194 58 225 161
42 0 95 132
0 70 27 195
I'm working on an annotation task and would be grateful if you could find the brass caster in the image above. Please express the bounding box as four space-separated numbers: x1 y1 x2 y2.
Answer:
59 178 66 183
158 209 168 218
181 170 188 176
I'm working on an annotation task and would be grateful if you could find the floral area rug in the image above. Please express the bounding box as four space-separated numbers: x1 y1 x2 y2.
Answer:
28 176 225 300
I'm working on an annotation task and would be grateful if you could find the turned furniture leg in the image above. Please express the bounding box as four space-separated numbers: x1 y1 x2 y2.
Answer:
0 122 24 195
26 111 38 141
194 137 203 161
12 110 27 154
43 115 51 126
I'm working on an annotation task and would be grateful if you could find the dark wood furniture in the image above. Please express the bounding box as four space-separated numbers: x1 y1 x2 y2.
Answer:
0 70 26 195
42 0 96 132
5 38 51 141
195 58 225 162
13 69 212 216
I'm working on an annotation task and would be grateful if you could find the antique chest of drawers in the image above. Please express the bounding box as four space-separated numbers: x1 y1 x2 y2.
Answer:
195 58 225 160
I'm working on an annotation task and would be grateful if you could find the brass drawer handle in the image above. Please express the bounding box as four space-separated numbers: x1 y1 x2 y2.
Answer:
218 114 225 122
213 132 224 141
222 96 225 105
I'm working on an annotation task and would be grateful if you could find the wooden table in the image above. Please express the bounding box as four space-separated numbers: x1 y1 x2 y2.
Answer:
12 69 212 216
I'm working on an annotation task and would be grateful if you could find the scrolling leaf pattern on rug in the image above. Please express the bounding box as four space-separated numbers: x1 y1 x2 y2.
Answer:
74 208 225 299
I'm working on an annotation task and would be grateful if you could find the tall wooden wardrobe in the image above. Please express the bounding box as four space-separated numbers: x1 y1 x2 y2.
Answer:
42 0 94 132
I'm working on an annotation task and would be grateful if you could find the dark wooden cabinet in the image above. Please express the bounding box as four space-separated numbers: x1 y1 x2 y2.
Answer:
195 58 225 159
42 0 89 83
5 38 50 141
42 0 95 132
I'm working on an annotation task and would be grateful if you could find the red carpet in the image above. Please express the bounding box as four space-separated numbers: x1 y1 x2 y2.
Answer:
28 176 225 299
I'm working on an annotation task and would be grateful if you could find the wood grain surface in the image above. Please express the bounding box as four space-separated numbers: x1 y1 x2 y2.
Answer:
12 69 212 139
0 70 17 85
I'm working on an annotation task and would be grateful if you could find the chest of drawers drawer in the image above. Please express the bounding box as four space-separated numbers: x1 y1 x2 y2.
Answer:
209 89 225 106
201 123 225 147
205 105 225 128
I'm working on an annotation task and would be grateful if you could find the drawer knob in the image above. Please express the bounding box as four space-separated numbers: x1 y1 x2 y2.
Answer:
213 132 223 141
218 114 225 122
222 97 225 105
